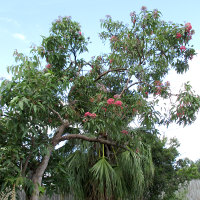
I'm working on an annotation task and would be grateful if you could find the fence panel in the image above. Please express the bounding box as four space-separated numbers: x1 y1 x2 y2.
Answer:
17 190 74 200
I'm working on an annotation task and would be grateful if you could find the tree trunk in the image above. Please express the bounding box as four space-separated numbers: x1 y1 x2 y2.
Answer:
29 122 69 200
30 146 53 200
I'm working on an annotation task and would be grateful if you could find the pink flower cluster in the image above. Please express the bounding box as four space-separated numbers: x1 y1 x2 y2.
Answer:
176 32 182 39
180 46 186 52
121 130 128 134
155 87 162 95
84 112 97 118
107 98 123 107
154 80 162 86
46 64 51 69
154 81 163 95
107 98 115 105
115 101 122 106
176 23 193 53
185 22 192 32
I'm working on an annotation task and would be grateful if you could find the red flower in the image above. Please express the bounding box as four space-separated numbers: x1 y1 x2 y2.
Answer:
114 100 123 106
155 87 162 95
141 6 147 11
102 107 107 112
185 23 192 32
154 80 162 86
84 112 91 117
46 64 51 69
84 112 96 118
121 130 128 134
107 98 115 105
90 113 97 118
109 59 113 64
78 31 82 35
187 33 192 41
176 32 182 39
180 46 186 52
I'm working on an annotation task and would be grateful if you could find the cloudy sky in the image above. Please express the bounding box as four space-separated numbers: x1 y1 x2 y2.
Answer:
0 0 200 161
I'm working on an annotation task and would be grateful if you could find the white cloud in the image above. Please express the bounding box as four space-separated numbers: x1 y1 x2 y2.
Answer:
12 33 26 41
0 17 20 27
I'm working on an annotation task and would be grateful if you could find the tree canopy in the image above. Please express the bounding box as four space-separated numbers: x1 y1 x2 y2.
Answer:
0 8 199 200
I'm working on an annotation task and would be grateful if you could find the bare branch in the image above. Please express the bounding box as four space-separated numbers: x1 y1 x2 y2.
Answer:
48 106 64 123
119 75 132 97
126 81 144 90
120 81 151 97
95 68 127 82
76 63 83 77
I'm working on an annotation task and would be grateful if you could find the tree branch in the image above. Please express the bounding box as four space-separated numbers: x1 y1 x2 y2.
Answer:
22 135 35 176
22 153 32 176
120 81 151 97
48 106 64 123
52 121 70 146
126 81 144 90
95 68 127 82
58 134 128 150
119 75 132 97
76 63 83 77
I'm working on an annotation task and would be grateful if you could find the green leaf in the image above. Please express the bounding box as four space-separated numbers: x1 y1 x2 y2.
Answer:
18 101 24 110
33 105 37 113
10 96 19 105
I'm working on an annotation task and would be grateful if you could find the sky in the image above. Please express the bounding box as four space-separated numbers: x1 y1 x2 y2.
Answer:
0 0 200 161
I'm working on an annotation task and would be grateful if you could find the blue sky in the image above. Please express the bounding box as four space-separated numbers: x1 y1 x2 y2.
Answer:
1 0 200 73
1 0 200 160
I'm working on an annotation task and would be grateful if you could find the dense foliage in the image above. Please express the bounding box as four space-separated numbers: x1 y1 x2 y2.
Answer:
0 7 199 200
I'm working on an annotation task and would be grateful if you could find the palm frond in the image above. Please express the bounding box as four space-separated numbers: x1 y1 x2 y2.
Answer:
90 157 121 199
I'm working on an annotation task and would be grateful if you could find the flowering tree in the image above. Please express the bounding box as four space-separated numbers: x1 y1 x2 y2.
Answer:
0 8 199 200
